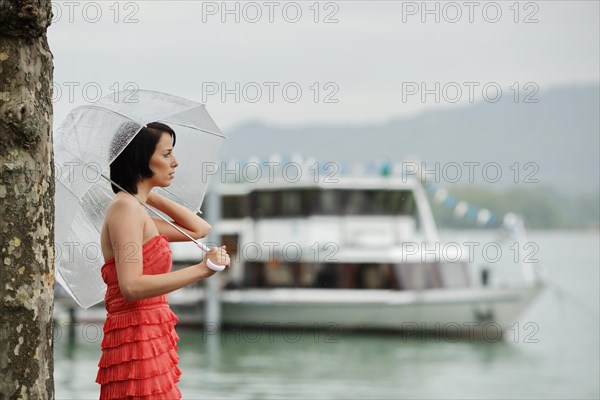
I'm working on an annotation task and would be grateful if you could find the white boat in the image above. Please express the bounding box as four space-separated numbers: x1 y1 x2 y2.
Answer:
166 172 544 339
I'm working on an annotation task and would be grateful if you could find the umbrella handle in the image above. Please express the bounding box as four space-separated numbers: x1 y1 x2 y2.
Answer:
192 240 227 272
206 258 227 272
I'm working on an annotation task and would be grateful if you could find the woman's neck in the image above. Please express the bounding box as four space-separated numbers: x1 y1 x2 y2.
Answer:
134 181 153 203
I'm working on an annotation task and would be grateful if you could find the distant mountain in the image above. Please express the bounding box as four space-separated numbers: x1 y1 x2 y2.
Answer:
221 85 599 196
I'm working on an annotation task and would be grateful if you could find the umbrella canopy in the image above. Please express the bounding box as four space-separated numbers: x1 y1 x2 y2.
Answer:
54 90 226 308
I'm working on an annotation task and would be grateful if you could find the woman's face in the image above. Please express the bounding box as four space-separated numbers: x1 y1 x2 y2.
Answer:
148 132 178 187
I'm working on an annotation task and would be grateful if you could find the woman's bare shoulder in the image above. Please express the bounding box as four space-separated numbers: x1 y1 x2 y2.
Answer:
105 194 144 221
102 195 145 258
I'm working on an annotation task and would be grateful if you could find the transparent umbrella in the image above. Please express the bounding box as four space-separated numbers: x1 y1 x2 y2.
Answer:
54 90 226 308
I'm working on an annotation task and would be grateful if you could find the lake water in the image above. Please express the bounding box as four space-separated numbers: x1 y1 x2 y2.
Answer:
54 230 600 399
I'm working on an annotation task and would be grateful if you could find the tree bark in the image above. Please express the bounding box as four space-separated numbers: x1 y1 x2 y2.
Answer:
0 0 54 399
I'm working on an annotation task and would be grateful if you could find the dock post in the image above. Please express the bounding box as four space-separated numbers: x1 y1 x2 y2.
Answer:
68 307 76 345
204 185 222 331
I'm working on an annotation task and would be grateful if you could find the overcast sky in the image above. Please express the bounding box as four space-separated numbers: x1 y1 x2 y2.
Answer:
48 1 599 130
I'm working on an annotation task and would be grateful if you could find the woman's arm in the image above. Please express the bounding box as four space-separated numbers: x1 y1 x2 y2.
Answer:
108 198 229 301
147 190 212 242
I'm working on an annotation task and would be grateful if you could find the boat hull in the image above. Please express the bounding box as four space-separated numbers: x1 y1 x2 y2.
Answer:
54 285 543 340
221 285 541 330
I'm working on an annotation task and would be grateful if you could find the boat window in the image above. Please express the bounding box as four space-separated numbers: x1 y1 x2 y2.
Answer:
247 189 417 218
385 190 416 215
281 190 304 216
343 190 368 215
221 195 248 219
311 190 342 215
251 190 316 218
341 190 416 216
393 263 443 290
251 190 280 218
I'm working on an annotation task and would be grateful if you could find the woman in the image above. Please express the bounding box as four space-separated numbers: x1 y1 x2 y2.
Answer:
95 122 230 399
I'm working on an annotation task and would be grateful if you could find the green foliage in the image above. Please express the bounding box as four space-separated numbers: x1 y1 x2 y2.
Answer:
429 185 599 230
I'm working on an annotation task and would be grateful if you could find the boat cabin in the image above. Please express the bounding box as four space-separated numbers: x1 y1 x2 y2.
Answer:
172 176 471 292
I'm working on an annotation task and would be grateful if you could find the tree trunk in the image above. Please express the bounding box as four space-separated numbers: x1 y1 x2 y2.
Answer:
0 0 54 398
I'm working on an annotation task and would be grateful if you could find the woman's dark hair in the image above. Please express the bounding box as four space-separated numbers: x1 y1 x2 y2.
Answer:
109 121 176 194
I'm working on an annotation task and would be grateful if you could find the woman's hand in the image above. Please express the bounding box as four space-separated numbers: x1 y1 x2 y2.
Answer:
203 245 230 273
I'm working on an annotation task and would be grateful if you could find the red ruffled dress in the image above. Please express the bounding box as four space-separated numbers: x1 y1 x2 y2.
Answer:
96 235 182 399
